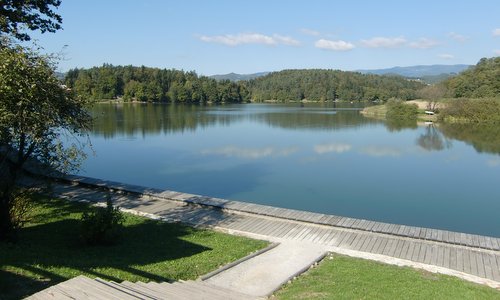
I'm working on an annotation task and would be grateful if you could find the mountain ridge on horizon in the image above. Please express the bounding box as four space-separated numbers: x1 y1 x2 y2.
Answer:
210 64 471 82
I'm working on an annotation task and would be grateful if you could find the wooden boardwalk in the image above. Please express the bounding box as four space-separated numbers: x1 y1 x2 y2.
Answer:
42 175 500 288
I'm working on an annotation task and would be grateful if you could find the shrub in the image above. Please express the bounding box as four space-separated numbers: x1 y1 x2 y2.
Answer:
439 98 500 123
385 98 418 120
80 194 124 245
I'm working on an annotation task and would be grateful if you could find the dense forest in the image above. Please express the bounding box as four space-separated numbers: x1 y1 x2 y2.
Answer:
64 65 249 103
247 69 425 102
65 66 426 103
444 56 500 98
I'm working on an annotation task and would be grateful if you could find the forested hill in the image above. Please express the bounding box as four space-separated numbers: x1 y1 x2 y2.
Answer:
65 65 426 103
247 69 425 102
444 57 500 98
64 65 249 103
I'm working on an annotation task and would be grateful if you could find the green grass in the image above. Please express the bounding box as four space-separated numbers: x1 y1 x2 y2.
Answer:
0 196 268 299
274 254 500 300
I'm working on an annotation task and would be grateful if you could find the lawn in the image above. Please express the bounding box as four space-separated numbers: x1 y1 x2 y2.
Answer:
274 254 500 300
0 195 268 300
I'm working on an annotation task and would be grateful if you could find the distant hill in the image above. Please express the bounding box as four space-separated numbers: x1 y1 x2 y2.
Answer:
210 72 269 82
358 64 471 77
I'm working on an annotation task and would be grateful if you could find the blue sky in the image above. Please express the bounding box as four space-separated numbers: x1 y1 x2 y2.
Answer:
31 0 500 75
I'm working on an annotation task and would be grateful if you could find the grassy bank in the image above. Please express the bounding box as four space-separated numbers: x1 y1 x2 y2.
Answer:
275 254 500 299
0 196 267 300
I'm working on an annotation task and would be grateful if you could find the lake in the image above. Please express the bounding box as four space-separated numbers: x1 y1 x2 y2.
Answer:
81 102 500 237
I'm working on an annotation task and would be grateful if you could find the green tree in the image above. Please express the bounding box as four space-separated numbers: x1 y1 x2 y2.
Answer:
0 0 62 41
0 44 91 241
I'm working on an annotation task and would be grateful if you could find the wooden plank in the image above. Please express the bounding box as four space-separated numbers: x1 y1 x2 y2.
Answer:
436 245 445 267
382 239 395 256
404 241 416 261
417 243 427 263
418 228 427 239
488 253 500 281
358 235 374 252
282 224 303 239
393 239 405 258
456 248 464 272
387 238 400 257
374 237 389 254
365 221 377 231
351 234 367 250
424 245 435 265
267 221 290 237
363 235 377 252
305 227 324 242
443 246 451 269
356 219 368 230
345 232 359 247
294 227 313 241
318 229 335 244
397 240 410 259
328 231 348 246
259 220 285 236
474 252 486 278
482 253 494 280
313 228 332 243
463 249 472 275
411 242 421 261
449 247 457 270
276 223 299 238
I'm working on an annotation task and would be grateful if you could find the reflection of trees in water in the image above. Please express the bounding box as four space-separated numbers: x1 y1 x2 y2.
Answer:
416 124 452 151
384 117 418 132
90 103 381 138
439 123 500 155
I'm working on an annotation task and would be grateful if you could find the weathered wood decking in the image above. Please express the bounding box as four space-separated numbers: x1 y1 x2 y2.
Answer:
39 175 500 288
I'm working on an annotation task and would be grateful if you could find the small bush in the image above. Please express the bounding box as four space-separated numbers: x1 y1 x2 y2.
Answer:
385 98 418 119
80 194 124 245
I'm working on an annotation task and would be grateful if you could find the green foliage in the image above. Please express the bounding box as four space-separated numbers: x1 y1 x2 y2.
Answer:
247 69 424 102
439 98 500 123
0 0 62 41
445 57 500 98
275 255 500 299
385 99 419 119
80 195 123 245
0 42 91 241
66 65 249 103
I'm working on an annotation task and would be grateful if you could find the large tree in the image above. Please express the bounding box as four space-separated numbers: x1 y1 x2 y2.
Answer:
0 43 91 241
0 0 62 41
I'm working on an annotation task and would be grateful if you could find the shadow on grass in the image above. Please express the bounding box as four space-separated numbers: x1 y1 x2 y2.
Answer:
0 199 211 299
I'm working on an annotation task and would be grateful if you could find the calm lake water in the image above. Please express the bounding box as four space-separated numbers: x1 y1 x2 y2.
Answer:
81 103 500 237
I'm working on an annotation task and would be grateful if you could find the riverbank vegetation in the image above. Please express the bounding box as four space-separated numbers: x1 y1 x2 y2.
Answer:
274 254 500 299
0 195 267 300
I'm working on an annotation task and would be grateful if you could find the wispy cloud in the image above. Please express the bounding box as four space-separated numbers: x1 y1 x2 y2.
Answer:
315 39 355 51
409 38 440 49
493 28 500 37
360 146 401 157
494 49 500 55
314 143 352 154
199 33 300 46
360 36 407 48
438 53 454 60
448 32 468 42
300 28 320 36
487 158 500 167
201 146 298 159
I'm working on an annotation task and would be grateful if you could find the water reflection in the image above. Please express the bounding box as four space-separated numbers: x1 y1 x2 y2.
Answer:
439 123 500 155
89 103 380 138
416 124 452 152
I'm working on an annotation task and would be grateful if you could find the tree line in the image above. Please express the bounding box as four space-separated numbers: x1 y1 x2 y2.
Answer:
65 66 427 103
443 56 500 98
64 65 249 103
247 69 424 102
